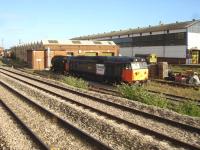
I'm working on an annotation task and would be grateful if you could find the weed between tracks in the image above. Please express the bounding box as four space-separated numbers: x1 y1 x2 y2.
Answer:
1 58 29 68
0 59 3 66
170 65 200 74
34 70 89 89
145 82 200 100
117 83 168 108
117 83 200 117
175 102 200 117
61 76 88 89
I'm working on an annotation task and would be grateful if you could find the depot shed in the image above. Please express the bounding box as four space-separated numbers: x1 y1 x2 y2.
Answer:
73 20 200 64
10 40 119 70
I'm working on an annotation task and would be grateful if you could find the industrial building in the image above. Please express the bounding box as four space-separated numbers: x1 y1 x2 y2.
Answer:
10 40 119 70
72 20 200 64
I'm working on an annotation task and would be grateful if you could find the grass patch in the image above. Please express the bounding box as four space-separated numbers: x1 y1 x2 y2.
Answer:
145 81 200 100
117 83 168 108
0 58 3 66
61 76 88 89
117 83 200 117
170 65 200 74
175 102 200 117
0 57 29 68
34 70 89 89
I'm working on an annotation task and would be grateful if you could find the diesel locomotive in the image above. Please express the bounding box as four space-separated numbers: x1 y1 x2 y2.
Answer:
51 56 148 83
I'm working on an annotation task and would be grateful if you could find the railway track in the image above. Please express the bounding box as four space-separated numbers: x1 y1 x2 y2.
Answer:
0 67 200 149
15 67 200 105
88 84 119 96
0 81 112 150
88 81 200 106
152 79 200 89
0 99 48 150
147 89 200 105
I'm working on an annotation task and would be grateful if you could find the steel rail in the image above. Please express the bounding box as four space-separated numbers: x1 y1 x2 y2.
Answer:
0 80 113 150
1 68 200 133
152 79 200 88
1 68 200 149
88 82 200 106
0 98 49 150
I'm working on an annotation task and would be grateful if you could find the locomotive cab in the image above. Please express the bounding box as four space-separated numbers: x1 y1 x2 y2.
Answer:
122 59 148 83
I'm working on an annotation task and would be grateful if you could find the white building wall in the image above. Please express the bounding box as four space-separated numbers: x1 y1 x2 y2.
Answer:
132 34 140 37
164 46 187 58
120 35 129 38
170 29 186 33
120 45 186 58
112 36 119 39
151 31 164 35
187 32 200 50
96 37 110 40
142 32 150 36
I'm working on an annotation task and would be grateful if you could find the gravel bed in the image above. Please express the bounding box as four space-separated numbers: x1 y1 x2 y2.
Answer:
0 73 183 149
0 131 9 150
7 67 200 128
0 103 39 150
0 84 99 150
1 70 200 147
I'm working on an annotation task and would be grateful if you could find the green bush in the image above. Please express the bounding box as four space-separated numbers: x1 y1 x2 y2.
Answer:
34 70 89 89
117 83 168 108
61 76 88 89
2 58 29 68
117 83 200 117
176 101 200 117
0 59 3 65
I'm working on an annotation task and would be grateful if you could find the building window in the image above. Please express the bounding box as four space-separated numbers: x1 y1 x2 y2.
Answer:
72 40 81 44
176 32 185 39
85 52 98 56
48 40 58 43
93 41 102 44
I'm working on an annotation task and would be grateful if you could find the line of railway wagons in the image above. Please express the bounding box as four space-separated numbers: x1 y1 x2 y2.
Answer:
51 56 148 83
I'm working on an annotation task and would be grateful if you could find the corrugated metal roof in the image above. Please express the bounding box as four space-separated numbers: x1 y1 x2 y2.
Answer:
11 40 116 49
41 40 116 45
72 20 200 40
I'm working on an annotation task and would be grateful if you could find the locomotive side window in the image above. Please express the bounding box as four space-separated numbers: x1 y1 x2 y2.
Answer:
125 64 131 69
131 62 140 69
139 62 148 69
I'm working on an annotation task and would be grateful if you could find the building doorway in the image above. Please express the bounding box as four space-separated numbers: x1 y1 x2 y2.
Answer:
191 50 199 64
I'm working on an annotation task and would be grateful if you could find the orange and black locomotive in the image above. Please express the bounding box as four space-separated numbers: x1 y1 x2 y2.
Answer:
51 56 148 83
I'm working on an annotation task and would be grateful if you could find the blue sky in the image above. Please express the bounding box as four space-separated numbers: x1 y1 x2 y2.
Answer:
0 0 200 48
